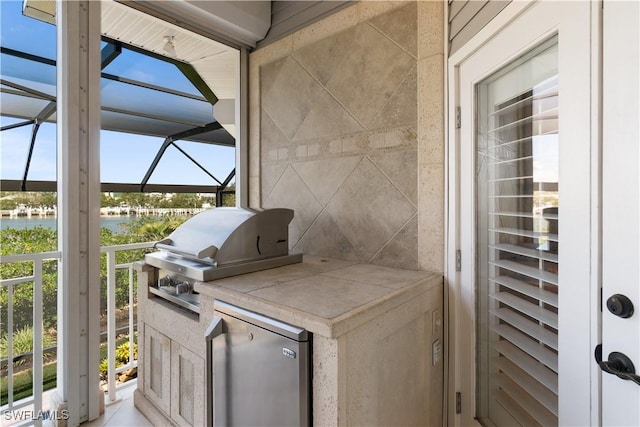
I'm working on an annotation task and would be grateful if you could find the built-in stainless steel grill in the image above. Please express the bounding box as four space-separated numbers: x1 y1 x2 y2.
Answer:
145 207 302 313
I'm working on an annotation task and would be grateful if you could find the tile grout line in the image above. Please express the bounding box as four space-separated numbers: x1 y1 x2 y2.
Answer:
366 20 417 61
284 164 326 249
262 161 289 203
365 61 417 130
367 211 418 265
291 156 366 257
289 55 368 135
367 153 418 210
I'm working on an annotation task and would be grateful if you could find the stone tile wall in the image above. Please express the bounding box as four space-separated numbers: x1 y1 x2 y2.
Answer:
250 1 444 272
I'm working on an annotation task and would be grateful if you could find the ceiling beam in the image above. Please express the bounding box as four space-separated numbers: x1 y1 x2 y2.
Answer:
0 180 221 194
101 36 219 105
21 121 41 191
174 62 219 105
101 41 122 69
1 119 36 132
1 78 56 101
2 44 208 102
171 142 223 185
0 46 56 65
139 121 224 191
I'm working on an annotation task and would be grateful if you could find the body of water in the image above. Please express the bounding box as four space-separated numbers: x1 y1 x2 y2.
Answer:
0 216 152 233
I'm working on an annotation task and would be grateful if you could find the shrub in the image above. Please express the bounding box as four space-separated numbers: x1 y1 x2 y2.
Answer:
99 339 138 380
0 326 56 360
115 340 138 361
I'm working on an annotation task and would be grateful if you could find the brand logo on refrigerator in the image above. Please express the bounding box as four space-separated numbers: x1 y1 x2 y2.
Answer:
282 348 296 359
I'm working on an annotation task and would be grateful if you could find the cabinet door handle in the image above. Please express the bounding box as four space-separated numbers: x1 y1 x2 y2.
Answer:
595 344 640 385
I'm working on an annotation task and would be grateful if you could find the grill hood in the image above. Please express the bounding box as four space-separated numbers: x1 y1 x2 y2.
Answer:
145 207 301 281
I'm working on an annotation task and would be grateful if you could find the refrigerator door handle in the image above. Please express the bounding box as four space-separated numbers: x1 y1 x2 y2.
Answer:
206 316 226 427
205 316 226 341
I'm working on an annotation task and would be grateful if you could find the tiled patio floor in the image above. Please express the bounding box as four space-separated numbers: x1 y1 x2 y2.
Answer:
83 383 152 427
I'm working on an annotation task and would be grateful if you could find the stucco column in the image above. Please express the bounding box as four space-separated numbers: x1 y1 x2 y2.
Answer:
52 1 102 425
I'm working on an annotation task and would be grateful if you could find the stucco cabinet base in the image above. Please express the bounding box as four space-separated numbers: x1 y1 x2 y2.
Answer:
134 257 444 426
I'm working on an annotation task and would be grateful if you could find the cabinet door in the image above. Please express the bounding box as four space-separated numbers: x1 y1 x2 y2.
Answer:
171 341 205 427
143 324 171 415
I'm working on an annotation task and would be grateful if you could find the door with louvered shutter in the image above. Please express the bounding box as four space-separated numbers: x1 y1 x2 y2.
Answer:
453 2 594 426
476 39 560 426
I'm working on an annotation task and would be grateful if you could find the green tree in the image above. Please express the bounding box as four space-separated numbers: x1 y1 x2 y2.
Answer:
167 193 201 208
117 193 147 208
101 193 119 207
38 193 56 208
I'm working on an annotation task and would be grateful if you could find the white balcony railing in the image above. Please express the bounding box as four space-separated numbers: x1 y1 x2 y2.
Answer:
0 241 155 425
101 242 155 403
0 251 59 427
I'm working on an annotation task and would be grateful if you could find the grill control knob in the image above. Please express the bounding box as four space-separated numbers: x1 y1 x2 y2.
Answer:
175 281 193 294
158 275 172 288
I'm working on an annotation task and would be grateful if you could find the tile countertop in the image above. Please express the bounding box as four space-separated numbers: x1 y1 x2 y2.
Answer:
193 256 442 339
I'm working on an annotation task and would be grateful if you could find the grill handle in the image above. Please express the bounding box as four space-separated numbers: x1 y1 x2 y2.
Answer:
155 240 218 259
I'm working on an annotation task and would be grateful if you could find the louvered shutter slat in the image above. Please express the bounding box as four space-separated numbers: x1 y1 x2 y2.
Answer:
490 243 558 263
495 340 558 394
490 275 558 307
492 323 558 372
498 357 558 415
490 259 558 285
497 373 558 426
490 293 558 328
491 308 558 349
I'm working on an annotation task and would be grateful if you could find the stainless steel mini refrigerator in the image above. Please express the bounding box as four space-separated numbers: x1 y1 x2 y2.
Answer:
206 301 311 427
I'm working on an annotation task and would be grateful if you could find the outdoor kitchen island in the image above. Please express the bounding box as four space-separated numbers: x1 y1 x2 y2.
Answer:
134 256 444 427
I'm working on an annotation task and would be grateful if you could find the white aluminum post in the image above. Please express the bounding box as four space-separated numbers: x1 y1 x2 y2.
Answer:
235 47 249 208
129 266 135 369
54 0 102 425
106 250 117 402
8 283 14 407
33 260 44 427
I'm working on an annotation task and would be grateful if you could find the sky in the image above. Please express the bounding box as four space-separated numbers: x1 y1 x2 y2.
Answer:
0 0 236 188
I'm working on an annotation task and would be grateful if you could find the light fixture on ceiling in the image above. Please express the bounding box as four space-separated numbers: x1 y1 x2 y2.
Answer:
163 35 177 58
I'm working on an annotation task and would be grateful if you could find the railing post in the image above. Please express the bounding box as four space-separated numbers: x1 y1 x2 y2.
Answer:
129 266 135 369
33 259 44 427
7 282 14 408
106 250 117 402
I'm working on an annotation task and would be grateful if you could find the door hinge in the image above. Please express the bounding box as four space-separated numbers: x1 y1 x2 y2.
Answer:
456 250 462 272
455 106 461 129
456 392 462 414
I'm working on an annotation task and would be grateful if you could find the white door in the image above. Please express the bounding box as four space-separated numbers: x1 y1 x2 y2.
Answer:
601 1 640 425
449 2 597 426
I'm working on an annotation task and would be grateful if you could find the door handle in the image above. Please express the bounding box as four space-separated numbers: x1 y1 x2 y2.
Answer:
606 293 634 318
205 317 226 427
595 344 640 385
205 316 226 341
